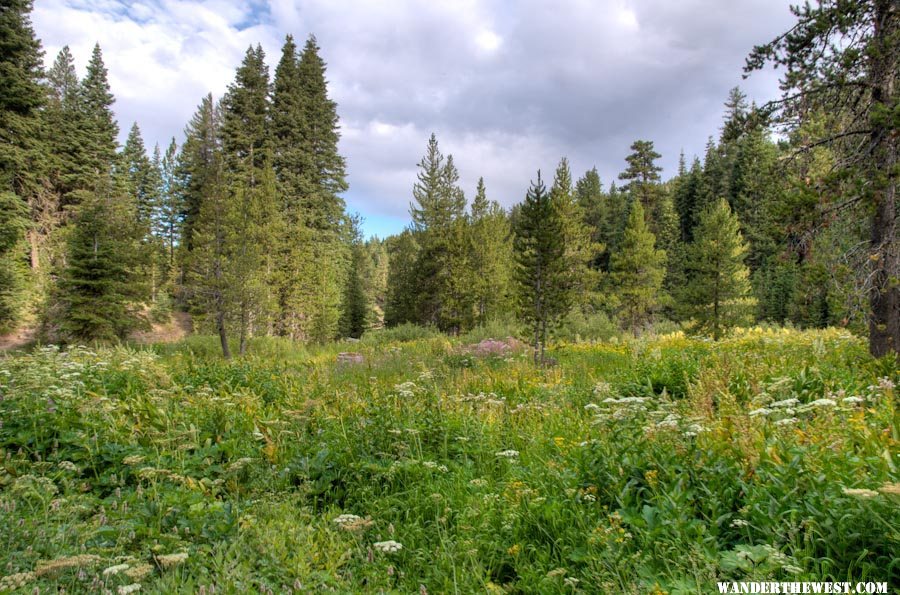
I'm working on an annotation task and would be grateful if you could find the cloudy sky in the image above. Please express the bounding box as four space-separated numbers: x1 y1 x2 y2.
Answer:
32 0 795 238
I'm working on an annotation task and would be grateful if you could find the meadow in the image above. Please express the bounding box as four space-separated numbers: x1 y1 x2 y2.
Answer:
0 327 898 594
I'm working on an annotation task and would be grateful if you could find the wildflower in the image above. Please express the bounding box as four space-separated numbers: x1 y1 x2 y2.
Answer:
333 514 362 525
748 408 772 417
841 396 865 405
507 544 520 556
118 584 141 594
583 403 601 412
770 398 799 409
373 540 403 553
582 493 596 503
34 554 101 576
730 519 750 528
877 482 900 496
0 572 36 591
842 487 879 498
156 552 189 569
803 398 836 409
877 377 895 392
774 417 798 426
656 414 680 428
124 564 153 580
469 478 487 487
103 563 130 576
57 460 78 472
495 450 519 459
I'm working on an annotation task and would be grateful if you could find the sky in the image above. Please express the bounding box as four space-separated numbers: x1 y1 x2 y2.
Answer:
31 0 796 238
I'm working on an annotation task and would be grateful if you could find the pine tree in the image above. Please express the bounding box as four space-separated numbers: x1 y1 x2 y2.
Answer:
220 48 279 350
44 46 89 203
746 0 898 356
618 140 677 252
384 229 420 326
610 201 666 335
409 134 467 329
340 215 371 338
186 141 233 357
468 177 514 324
0 193 28 331
158 138 182 267
575 167 606 269
678 199 755 339
271 35 350 342
81 44 118 178
552 158 600 310
0 0 44 330
57 178 147 342
120 123 157 228
177 94 220 252
514 172 568 364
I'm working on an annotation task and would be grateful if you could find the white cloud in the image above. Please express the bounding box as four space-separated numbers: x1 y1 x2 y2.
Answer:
31 0 796 237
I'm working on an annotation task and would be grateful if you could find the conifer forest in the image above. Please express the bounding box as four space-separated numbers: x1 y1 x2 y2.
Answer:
0 0 898 593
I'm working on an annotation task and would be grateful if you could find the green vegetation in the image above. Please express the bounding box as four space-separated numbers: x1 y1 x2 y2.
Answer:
1 328 897 593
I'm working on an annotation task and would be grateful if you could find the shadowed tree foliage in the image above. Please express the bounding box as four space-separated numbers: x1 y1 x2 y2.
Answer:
745 0 899 357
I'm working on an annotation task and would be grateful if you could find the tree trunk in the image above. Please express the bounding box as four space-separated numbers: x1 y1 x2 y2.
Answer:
216 300 231 359
868 0 899 358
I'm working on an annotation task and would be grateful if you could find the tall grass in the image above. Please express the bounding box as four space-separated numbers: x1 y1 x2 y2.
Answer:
0 328 897 593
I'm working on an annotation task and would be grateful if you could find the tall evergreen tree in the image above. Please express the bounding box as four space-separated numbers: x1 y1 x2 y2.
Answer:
618 140 677 253
0 0 44 330
44 46 88 204
339 215 371 338
177 94 220 252
551 158 599 309
678 199 755 339
609 201 666 335
468 177 514 324
219 46 278 350
57 179 147 342
514 172 568 364
746 0 899 356
384 229 420 327
271 35 350 342
158 138 182 267
409 134 467 329
80 44 118 178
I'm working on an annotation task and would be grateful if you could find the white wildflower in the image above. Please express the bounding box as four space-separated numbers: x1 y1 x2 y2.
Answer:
495 450 519 459
333 514 362 525
118 584 141 595
770 398 799 409
103 564 130 576
877 377 895 392
730 519 750 528
749 408 772 417
805 398 836 408
373 540 403 553
774 417 798 426
842 396 865 405
583 403 601 412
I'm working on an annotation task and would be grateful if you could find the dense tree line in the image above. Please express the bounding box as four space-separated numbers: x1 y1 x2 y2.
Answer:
0 0 895 358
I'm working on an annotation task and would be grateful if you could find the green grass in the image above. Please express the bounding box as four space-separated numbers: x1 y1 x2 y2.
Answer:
0 328 898 593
